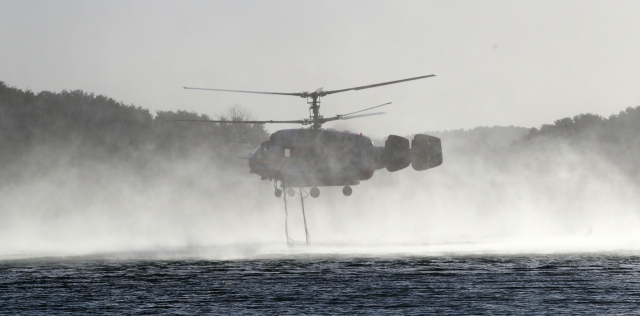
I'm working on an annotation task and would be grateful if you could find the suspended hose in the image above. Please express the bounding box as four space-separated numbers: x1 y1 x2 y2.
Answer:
282 186 294 247
299 187 311 245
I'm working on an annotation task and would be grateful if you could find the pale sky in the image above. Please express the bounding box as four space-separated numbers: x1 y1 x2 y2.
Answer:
2 0 639 137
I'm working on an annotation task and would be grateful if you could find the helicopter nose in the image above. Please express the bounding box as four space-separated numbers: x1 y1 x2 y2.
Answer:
248 150 258 172
249 158 262 175
248 145 266 173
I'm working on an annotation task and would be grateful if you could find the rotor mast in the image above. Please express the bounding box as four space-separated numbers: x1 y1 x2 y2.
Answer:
309 95 322 130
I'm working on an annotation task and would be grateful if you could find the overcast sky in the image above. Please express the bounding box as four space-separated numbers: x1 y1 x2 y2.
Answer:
2 0 639 137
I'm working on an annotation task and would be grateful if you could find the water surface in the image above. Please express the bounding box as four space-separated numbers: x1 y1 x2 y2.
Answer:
2 251 640 315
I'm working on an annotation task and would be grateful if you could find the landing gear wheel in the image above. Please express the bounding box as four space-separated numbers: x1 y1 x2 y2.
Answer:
342 185 352 196
310 187 320 198
287 188 295 197
274 189 282 198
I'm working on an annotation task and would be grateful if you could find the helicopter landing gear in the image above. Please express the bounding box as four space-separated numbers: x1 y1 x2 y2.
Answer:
310 187 320 198
274 180 283 198
342 185 352 196
287 188 296 197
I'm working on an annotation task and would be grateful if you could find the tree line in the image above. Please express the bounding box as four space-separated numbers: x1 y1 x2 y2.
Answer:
0 82 268 176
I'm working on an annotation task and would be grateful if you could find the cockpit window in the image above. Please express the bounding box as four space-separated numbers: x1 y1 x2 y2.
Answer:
257 146 268 159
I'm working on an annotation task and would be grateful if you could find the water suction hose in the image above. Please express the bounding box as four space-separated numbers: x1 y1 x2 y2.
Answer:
299 187 311 245
282 184 294 247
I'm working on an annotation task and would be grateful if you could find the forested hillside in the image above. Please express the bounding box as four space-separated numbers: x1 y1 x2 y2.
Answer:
0 82 268 181
420 106 640 182
520 109 640 178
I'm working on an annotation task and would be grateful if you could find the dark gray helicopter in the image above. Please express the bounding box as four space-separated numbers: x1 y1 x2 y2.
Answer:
182 75 443 199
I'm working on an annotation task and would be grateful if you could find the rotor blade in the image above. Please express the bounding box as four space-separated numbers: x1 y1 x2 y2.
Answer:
322 74 435 96
341 112 387 120
183 87 305 97
340 102 391 117
322 112 386 123
174 119 306 124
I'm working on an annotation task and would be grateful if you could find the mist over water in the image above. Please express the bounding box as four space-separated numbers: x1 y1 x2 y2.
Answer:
2 132 640 261
1 86 639 260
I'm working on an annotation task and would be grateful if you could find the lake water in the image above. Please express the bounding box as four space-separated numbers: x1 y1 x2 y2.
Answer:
2 249 640 315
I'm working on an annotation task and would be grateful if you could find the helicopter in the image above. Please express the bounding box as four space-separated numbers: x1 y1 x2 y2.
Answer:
182 75 443 199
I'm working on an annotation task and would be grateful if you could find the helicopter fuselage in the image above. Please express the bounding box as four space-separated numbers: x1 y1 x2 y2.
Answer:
249 129 383 188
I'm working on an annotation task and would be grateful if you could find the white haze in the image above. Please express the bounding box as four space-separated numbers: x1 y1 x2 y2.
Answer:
2 125 640 260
